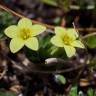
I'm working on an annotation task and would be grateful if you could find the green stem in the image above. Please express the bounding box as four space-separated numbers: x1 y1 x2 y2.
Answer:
82 32 96 39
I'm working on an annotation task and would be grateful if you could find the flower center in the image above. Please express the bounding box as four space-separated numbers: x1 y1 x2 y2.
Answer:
20 28 31 40
63 34 73 45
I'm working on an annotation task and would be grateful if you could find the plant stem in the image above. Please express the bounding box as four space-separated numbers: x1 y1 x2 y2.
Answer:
82 32 96 39
0 4 54 29
1 4 96 32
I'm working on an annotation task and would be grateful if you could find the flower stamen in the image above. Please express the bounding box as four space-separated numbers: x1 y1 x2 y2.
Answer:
63 34 73 45
20 28 31 40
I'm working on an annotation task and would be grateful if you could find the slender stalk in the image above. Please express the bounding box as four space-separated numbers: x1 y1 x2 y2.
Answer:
1 4 96 32
0 4 54 29
82 32 96 39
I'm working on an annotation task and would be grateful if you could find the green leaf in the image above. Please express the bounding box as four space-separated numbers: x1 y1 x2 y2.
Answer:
85 35 96 48
40 0 70 12
69 86 77 96
26 35 53 62
57 0 70 12
87 88 94 96
55 74 66 85
41 0 58 6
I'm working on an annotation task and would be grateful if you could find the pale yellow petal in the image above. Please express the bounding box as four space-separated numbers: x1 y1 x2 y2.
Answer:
10 38 24 53
71 40 85 48
67 28 78 39
63 45 76 57
18 18 32 29
55 27 66 37
25 37 38 51
51 36 64 47
4 25 19 38
31 25 46 36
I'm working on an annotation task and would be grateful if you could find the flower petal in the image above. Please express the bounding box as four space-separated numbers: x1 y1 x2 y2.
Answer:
31 25 46 36
55 27 66 37
51 36 64 47
4 25 19 38
25 37 38 51
18 18 32 29
63 45 76 57
10 38 24 53
67 28 78 39
71 40 85 48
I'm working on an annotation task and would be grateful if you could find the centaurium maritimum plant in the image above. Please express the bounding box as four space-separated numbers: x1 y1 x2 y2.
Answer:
4 18 46 53
51 27 85 57
4 18 84 58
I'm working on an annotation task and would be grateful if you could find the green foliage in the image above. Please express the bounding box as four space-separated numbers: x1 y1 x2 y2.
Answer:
77 0 95 9
55 74 66 84
26 34 67 63
0 91 16 96
53 17 61 25
41 0 58 6
0 11 16 38
0 11 15 25
25 34 53 62
77 0 88 9
40 0 70 12
85 35 96 48
87 88 94 96
57 0 70 12
69 87 96 96
69 86 77 96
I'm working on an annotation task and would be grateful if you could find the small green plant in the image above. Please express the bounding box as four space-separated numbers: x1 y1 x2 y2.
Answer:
4 18 84 58
4 18 46 53
1 3 96 96
69 86 77 96
87 88 95 96
51 27 84 57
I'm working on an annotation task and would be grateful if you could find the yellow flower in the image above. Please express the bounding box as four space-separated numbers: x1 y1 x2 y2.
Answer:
4 18 46 53
51 27 84 57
